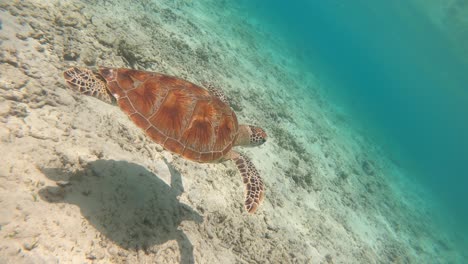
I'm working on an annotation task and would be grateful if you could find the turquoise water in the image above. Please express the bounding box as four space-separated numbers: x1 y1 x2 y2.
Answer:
242 0 468 253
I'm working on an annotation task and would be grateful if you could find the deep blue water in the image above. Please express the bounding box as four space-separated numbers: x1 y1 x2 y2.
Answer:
241 0 468 244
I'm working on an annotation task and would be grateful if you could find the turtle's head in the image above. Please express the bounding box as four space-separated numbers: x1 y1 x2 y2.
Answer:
235 125 267 147
248 125 267 146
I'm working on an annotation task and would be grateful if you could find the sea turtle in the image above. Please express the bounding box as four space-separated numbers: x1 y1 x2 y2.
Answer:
63 67 267 213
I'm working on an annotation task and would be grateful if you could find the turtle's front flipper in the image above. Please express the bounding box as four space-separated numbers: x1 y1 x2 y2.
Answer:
63 67 115 104
229 151 265 214
203 82 229 105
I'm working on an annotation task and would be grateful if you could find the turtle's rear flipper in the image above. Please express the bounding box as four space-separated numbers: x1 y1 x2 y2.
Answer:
231 152 265 214
63 67 115 104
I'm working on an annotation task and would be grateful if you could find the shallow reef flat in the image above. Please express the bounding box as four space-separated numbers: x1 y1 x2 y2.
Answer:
0 0 464 263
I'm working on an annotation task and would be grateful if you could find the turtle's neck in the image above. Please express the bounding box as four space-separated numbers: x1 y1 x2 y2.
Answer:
234 125 251 147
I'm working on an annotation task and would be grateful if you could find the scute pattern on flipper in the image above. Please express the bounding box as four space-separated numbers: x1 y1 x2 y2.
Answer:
63 67 114 104
234 153 265 213
204 82 229 105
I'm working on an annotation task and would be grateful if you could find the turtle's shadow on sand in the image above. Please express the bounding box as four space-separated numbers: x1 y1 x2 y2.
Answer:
39 159 203 264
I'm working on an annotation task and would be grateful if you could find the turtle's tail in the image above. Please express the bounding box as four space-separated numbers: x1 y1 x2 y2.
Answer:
63 67 115 104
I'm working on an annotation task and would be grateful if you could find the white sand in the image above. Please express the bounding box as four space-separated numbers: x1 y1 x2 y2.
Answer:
0 1 463 263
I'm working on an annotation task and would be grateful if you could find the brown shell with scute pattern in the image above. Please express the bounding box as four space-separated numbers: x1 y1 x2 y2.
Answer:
99 67 238 163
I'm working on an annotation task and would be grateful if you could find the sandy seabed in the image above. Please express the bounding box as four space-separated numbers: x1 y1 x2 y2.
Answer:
0 1 463 263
